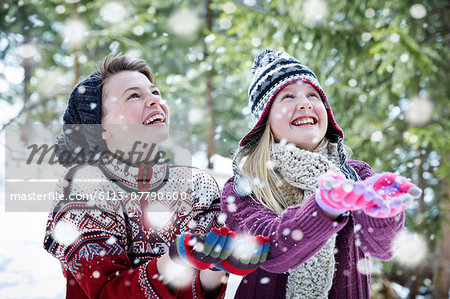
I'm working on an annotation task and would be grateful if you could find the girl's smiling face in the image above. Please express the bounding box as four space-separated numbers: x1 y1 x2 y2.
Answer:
268 81 328 151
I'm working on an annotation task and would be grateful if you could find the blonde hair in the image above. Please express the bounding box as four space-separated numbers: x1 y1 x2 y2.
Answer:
235 121 356 214
235 123 288 214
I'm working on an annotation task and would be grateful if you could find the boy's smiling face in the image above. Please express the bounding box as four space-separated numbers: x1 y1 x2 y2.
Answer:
100 71 170 157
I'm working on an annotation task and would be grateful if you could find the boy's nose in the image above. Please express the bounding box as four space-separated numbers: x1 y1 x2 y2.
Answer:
144 96 160 107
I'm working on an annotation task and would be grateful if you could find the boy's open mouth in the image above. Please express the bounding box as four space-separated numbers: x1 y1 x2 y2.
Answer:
291 116 317 126
143 113 165 125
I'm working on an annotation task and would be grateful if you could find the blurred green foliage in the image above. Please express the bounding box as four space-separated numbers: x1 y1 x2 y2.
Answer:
1 0 449 296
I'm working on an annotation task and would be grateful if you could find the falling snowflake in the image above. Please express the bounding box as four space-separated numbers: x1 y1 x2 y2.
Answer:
227 203 237 212
348 79 357 87
64 19 87 49
144 202 174 229
361 32 371 42
100 2 127 24
188 108 203 124
279 138 288 146
390 33 400 43
259 277 270 284
291 229 303 241
370 131 383 142
400 53 409 63
304 42 313 50
106 236 117 245
405 96 434 126
410 4 427 19
234 175 253 196
133 25 145 36
18 43 37 59
92 270 101 279
168 9 200 36
251 37 261 47
217 213 227 224
266 160 275 170
392 230 427 267
301 0 328 27
356 257 372 275
219 18 232 30
52 221 79 246
187 219 197 229
252 177 265 188
55 5 65 14
204 34 216 43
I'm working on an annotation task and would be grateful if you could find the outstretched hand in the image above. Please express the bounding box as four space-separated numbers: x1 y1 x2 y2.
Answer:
169 226 236 270
315 172 421 218
215 234 270 276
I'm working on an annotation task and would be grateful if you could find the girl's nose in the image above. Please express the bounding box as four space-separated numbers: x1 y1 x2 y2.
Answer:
296 96 313 110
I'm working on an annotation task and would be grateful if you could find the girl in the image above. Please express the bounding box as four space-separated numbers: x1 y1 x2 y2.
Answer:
221 49 421 298
43 54 268 298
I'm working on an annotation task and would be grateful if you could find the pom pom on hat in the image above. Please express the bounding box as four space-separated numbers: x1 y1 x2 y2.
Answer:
251 49 282 75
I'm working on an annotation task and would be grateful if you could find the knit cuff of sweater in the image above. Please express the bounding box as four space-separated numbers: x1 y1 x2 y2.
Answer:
352 209 405 229
271 143 334 190
146 259 178 298
298 194 349 238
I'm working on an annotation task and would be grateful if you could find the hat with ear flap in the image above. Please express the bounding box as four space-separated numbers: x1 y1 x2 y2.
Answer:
232 49 361 197
239 49 344 148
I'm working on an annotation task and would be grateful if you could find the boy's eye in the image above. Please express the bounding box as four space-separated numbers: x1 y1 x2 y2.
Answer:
128 93 140 100
152 90 160 96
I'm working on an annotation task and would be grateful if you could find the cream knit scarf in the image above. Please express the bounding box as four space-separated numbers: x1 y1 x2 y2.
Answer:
270 139 343 299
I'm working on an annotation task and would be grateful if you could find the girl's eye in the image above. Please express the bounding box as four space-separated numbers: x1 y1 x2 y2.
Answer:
307 93 319 99
282 94 294 100
128 93 140 100
152 90 160 96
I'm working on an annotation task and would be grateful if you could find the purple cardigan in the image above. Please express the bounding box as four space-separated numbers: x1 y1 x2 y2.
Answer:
221 160 404 299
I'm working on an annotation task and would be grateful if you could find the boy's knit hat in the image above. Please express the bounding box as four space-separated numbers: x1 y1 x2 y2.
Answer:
63 72 103 125
239 49 344 147
56 72 106 167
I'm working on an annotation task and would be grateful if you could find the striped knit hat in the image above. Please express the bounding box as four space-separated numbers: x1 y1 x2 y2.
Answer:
239 49 343 147
233 49 360 196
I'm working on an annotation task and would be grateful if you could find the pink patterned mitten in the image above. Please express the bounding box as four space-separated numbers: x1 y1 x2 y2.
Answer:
362 172 421 217
315 172 372 215
315 172 421 218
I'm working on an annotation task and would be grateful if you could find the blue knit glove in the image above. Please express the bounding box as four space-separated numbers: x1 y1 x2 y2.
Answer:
169 227 236 270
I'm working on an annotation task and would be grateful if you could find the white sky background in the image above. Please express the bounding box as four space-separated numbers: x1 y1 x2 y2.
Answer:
0 129 66 298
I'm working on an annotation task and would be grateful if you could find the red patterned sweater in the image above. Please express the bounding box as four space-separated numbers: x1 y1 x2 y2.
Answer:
44 158 224 298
